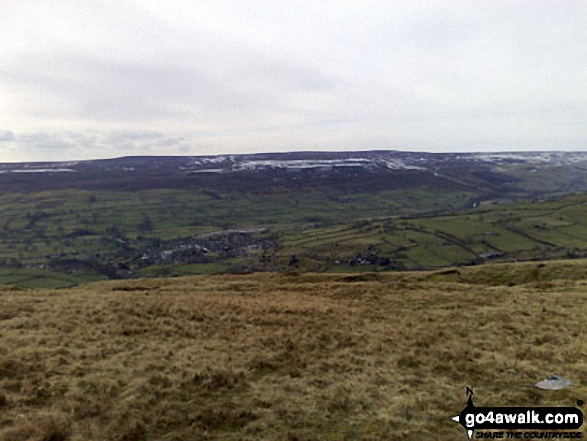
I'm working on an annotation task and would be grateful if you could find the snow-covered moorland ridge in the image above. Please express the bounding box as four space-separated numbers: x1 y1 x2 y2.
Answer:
185 151 587 173
2 151 587 174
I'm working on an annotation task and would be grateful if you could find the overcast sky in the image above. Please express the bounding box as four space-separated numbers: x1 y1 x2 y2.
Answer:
1 1 586 162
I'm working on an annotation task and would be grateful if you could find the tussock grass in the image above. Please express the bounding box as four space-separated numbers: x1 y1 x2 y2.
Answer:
0 263 586 440
429 258 587 286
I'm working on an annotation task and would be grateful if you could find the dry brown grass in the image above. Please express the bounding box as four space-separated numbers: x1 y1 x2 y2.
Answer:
1 263 586 440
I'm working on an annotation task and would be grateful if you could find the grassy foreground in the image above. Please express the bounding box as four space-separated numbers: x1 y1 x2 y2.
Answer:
1 261 586 440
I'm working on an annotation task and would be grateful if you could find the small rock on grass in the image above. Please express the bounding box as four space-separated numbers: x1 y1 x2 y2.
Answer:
535 373 572 390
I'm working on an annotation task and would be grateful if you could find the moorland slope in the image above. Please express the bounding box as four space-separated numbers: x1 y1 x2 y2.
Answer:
1 260 586 440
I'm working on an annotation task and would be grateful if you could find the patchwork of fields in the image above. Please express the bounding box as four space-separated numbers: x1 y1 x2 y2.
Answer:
0 188 473 287
4 188 587 287
282 193 587 271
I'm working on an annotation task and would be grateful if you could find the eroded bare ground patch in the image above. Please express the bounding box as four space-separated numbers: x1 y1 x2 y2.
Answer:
0 268 586 440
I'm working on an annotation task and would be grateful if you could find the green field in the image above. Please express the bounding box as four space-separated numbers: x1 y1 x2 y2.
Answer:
3 188 587 287
277 193 587 270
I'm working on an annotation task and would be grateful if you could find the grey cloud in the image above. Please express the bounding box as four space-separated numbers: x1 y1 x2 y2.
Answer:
106 132 198 156
4 130 205 161
1 46 335 125
17 132 76 151
1 1 587 160
105 130 166 146
2 131 81 161
63 131 99 148
104 130 175 152
0 130 14 142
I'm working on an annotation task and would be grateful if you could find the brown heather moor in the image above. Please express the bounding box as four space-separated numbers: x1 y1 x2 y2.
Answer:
1 261 587 440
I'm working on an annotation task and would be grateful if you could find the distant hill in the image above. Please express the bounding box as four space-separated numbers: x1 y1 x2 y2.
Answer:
2 150 587 287
2 150 587 201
